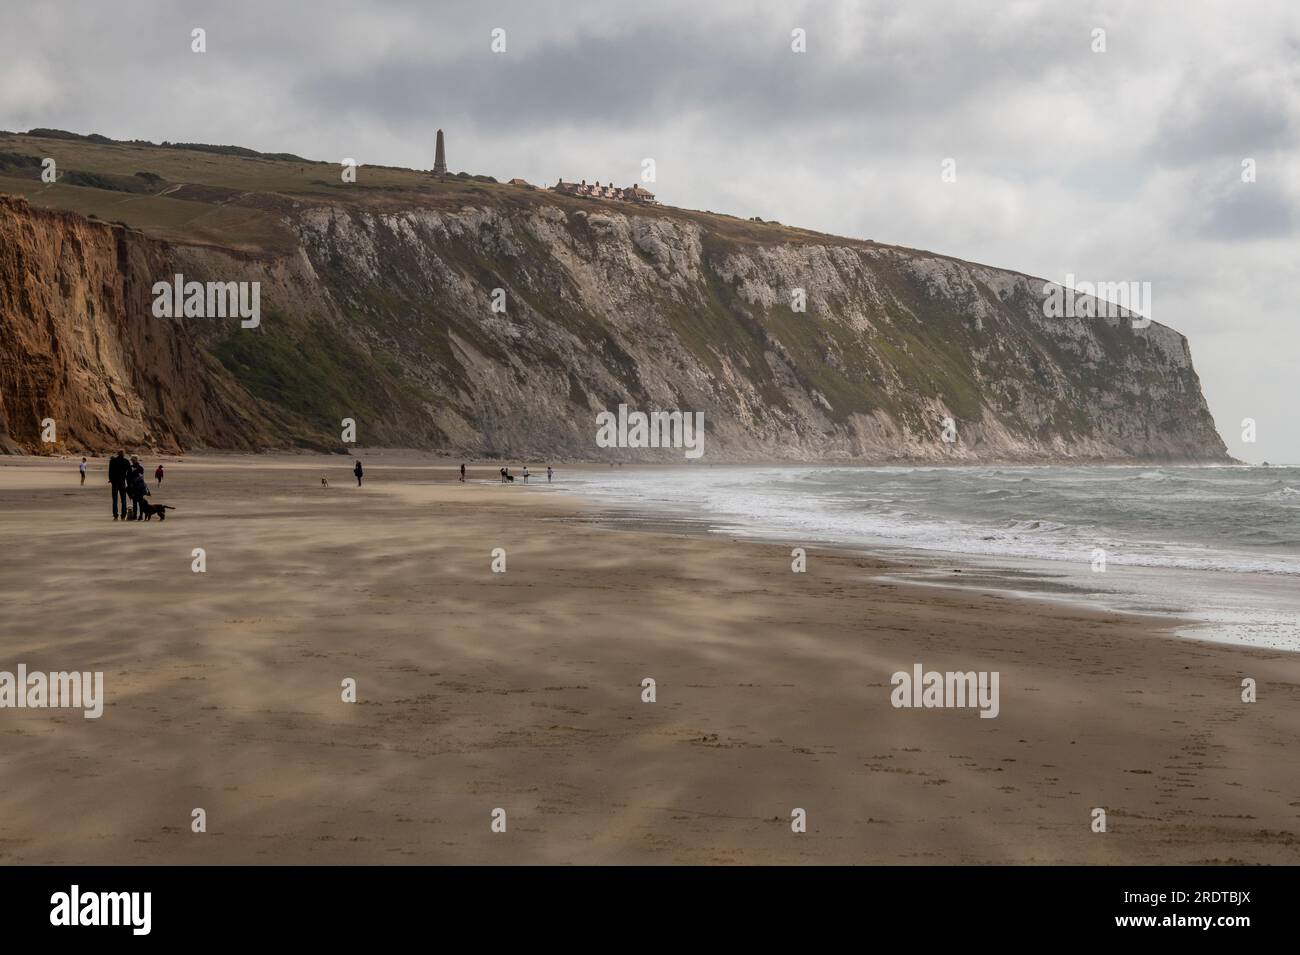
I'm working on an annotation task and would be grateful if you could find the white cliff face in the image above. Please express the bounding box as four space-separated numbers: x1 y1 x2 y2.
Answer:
262 200 1225 462
0 193 1229 461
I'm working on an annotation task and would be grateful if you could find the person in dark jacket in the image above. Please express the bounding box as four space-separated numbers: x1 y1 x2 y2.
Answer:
354 460 364 487
108 450 131 521
127 456 150 520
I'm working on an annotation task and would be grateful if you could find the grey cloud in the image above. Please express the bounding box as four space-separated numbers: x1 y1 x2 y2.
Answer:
1200 181 1298 239
1153 74 1296 165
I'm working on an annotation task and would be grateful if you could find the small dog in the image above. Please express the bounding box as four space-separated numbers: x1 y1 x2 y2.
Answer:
140 501 174 521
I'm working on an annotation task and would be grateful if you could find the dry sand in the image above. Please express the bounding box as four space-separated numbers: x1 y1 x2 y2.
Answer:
0 453 1297 864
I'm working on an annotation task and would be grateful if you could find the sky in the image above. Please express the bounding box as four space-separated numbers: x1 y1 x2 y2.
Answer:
3 0 1297 462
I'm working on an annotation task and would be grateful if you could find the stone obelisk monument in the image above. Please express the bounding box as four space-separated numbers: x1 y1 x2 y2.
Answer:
433 129 447 176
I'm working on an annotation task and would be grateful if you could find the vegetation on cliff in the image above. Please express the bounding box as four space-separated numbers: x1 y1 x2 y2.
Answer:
0 130 1228 461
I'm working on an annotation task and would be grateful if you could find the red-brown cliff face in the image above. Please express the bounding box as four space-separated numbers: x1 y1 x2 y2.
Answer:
0 196 276 453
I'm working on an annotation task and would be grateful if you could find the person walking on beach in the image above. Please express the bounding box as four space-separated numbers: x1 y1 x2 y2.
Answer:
108 450 130 521
499 467 507 484
459 463 466 482
127 455 149 520
354 460 364 487
79 458 87 486
522 465 530 484
154 463 165 489
547 466 553 484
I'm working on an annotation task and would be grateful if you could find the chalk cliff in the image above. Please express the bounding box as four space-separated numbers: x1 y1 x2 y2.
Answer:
0 134 1228 462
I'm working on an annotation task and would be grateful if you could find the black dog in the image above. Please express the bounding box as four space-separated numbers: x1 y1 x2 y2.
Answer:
139 501 175 521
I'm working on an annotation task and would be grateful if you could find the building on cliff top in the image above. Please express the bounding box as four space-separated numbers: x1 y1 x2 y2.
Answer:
551 179 656 204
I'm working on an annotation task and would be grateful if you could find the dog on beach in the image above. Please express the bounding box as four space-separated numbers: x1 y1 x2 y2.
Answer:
139 501 174 521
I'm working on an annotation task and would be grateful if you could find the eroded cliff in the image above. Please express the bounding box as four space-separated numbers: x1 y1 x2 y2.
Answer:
0 163 1229 462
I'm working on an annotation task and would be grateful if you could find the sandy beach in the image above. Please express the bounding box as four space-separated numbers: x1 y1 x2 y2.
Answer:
0 453 1296 865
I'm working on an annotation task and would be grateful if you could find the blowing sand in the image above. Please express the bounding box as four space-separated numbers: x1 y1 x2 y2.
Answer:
0 453 1297 864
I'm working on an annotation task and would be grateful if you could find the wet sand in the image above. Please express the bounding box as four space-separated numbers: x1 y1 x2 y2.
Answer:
0 453 1297 864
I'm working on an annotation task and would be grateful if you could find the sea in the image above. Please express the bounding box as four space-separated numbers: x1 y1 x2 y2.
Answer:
563 464 1300 652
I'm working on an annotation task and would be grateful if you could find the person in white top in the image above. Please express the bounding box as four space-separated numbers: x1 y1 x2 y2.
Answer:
521 466 530 483
79 458 87 486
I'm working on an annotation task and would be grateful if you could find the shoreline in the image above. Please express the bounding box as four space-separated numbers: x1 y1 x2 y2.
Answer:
7 452 1298 651
1 453 1297 864
8 447 1249 467
559 463 1300 653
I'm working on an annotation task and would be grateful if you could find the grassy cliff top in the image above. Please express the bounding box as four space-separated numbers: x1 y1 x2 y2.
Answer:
0 129 873 257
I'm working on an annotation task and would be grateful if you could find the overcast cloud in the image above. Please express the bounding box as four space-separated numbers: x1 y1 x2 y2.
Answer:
3 0 1297 461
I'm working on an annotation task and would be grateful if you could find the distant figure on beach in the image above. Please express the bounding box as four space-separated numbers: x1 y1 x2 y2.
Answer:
547 466 553 483
127 455 150 520
459 463 466 482
522 466 530 483
155 463 165 488
79 458 87 486
108 450 130 521
354 460 364 487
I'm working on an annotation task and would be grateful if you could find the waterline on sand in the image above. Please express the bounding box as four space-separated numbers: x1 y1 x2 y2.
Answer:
566 465 1300 652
